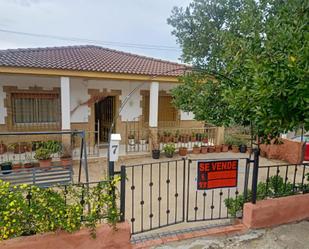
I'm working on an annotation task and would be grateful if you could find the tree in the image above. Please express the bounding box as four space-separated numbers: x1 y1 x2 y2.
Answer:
168 0 309 139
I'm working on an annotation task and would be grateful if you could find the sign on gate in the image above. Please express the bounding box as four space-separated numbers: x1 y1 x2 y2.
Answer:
197 160 238 190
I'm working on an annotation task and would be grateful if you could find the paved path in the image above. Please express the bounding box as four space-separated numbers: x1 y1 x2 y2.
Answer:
153 221 309 249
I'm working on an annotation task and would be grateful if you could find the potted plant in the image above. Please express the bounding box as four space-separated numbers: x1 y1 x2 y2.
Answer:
128 134 135 146
60 145 72 168
232 138 241 153
163 143 176 158
150 133 160 159
175 130 180 143
247 146 253 154
192 144 200 154
215 144 222 153
201 145 208 154
224 135 234 151
179 146 188 156
9 143 26 154
222 144 229 152
163 131 171 143
24 155 35 169
1 161 12 174
34 147 52 168
202 134 208 144
139 135 147 145
239 139 247 153
12 161 23 171
0 141 7 154
191 132 196 142
208 145 215 153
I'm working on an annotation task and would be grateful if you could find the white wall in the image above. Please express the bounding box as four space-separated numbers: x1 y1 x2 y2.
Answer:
0 74 196 125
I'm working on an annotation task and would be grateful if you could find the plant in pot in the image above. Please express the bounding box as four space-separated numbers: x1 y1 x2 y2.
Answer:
163 143 176 158
24 155 35 169
192 144 200 154
1 161 12 174
9 143 26 154
201 145 208 154
12 161 23 171
34 147 52 168
215 144 222 153
139 135 147 145
163 131 171 143
175 130 180 143
208 145 215 153
202 133 208 144
224 135 234 151
179 146 188 156
0 141 7 154
128 134 135 146
232 138 241 153
149 132 160 159
239 139 247 153
191 132 196 142
60 145 72 168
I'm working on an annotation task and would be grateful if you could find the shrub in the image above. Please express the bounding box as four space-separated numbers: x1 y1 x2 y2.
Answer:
224 175 296 217
0 177 120 240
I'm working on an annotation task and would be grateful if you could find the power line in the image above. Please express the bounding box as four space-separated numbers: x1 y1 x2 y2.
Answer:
0 28 181 52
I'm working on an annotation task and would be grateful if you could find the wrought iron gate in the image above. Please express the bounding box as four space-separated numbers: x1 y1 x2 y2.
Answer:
120 156 254 235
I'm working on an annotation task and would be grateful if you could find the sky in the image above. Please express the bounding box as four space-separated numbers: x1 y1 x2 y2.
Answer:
0 0 191 62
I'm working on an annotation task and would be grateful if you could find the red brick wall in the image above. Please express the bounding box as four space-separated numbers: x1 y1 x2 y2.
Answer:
260 138 305 164
0 222 132 249
243 194 309 229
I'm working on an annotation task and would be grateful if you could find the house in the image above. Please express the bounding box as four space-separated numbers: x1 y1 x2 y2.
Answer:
0 45 223 156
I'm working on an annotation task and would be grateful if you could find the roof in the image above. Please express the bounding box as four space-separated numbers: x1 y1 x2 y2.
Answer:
0 45 189 77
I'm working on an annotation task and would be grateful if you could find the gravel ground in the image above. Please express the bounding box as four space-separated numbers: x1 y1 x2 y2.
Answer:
153 221 309 249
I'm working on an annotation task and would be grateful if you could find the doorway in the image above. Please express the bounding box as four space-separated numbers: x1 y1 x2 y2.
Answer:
95 96 115 143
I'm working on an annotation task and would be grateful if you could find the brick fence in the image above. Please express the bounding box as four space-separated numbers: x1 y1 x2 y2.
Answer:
260 138 305 164
0 222 132 249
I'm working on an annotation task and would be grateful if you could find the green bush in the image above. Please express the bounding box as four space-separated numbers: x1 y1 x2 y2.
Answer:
224 175 296 217
0 177 120 240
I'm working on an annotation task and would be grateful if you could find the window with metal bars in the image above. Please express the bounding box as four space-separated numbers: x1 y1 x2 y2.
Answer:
12 93 60 124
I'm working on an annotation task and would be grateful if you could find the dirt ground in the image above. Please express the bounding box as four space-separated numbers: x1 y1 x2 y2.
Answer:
153 221 309 249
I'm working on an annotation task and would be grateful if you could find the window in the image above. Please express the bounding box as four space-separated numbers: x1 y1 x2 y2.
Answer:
143 95 178 122
12 93 60 124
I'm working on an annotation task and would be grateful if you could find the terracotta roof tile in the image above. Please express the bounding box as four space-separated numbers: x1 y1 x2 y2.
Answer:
0 45 189 77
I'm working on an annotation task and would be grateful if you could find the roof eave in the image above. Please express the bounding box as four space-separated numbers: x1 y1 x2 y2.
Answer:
0 66 182 83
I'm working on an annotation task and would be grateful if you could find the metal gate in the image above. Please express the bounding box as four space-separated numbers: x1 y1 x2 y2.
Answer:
119 156 255 235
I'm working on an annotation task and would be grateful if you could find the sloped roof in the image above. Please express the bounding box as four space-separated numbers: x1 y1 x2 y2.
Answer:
0 45 189 77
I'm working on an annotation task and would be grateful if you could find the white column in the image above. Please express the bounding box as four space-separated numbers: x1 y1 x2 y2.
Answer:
149 81 159 127
61 77 71 130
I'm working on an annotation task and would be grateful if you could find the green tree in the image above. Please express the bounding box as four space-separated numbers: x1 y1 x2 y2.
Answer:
168 0 309 139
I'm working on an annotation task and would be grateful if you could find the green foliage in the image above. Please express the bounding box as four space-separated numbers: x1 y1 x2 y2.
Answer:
34 147 52 160
168 0 309 139
163 143 176 156
0 178 120 240
34 140 62 154
224 175 296 217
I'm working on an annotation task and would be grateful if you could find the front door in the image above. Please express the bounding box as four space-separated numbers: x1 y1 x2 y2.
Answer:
95 96 115 143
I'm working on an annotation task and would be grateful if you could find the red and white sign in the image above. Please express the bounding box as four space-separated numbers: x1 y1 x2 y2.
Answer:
197 160 238 190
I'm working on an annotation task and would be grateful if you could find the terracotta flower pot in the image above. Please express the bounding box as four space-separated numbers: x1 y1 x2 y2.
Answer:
179 147 188 156
39 159 52 168
24 162 34 169
247 147 253 154
232 145 239 153
201 146 208 154
202 138 208 144
60 157 72 168
12 163 23 171
215 145 222 153
14 145 25 154
192 147 200 154
208 146 215 153
222 144 229 152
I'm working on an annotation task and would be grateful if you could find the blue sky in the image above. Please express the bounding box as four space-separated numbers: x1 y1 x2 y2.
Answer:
0 0 191 62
